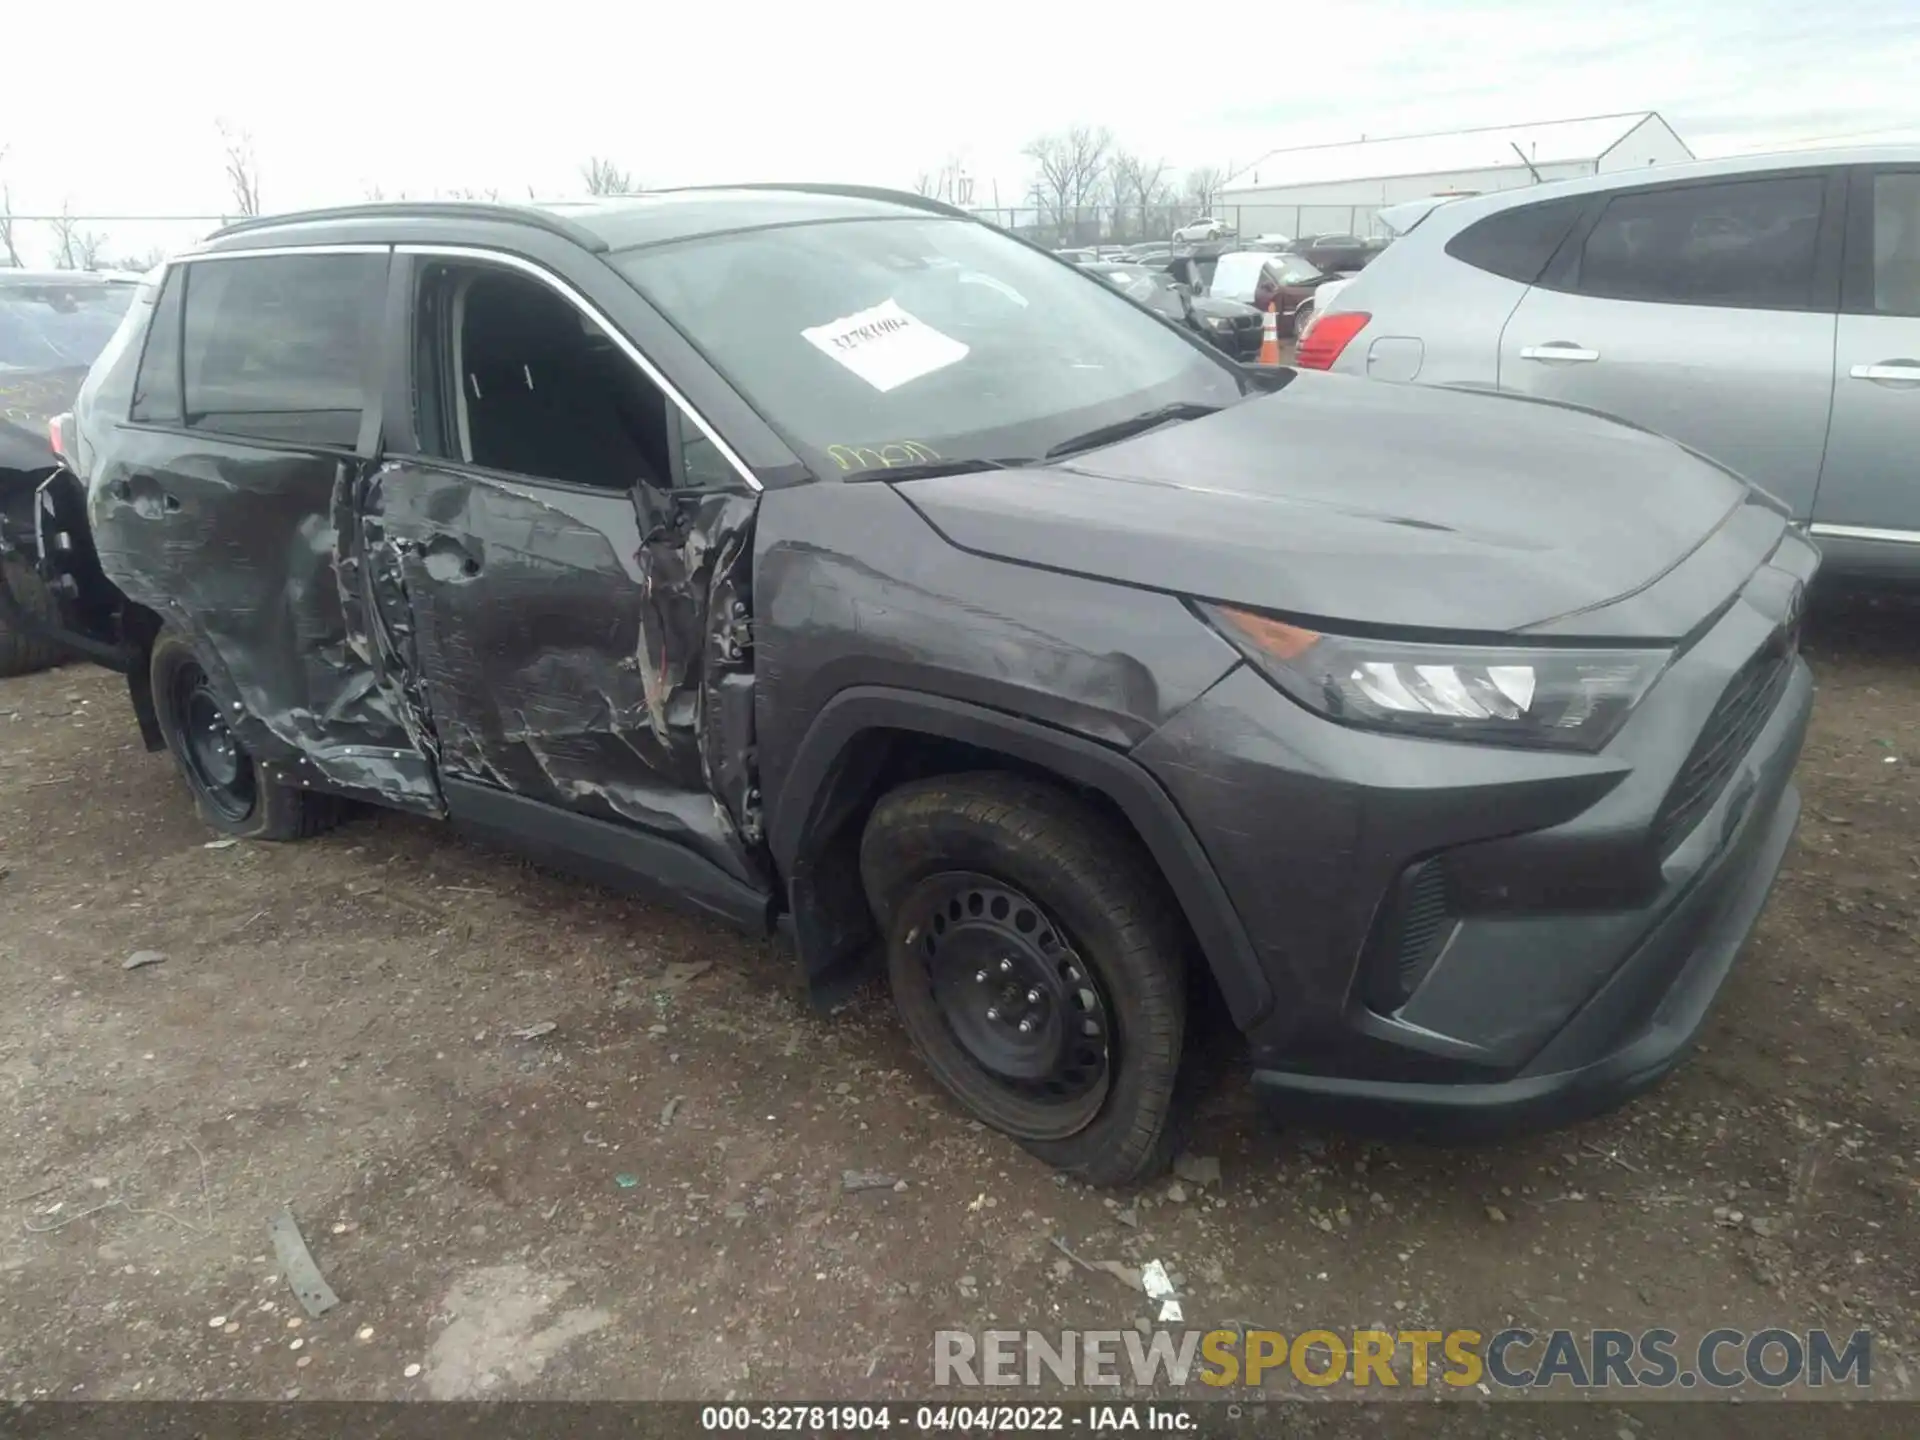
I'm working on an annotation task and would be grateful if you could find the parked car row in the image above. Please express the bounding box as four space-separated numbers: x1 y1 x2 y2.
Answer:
0 181 1828 1191
0 270 141 676
1301 146 1920 583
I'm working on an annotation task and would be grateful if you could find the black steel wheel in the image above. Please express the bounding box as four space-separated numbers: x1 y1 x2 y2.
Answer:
907 872 1112 1135
861 772 1189 1186
170 658 257 822
148 626 343 841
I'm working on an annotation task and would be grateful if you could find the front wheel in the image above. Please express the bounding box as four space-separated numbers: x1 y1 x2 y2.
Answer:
150 628 342 840
861 773 1188 1186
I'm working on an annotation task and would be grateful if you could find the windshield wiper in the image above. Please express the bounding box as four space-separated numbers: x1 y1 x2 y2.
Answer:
1043 402 1222 461
840 457 1032 484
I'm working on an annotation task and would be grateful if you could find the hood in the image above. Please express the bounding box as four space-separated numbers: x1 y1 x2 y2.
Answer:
893 374 1780 639
0 367 84 473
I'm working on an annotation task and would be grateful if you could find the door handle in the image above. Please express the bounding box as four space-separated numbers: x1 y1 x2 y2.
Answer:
1850 361 1920 384
1519 343 1601 363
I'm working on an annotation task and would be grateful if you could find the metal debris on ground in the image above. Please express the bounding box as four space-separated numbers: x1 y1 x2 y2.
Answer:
121 950 166 971
510 1021 557 1040
1115 1204 1140 1229
614 1174 639 1189
202 838 240 850
841 1170 898 1193
660 960 714 989
1142 1258 1183 1323
268 1206 340 1319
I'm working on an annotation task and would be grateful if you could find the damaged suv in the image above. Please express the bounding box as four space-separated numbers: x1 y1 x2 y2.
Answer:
30 190 1814 1185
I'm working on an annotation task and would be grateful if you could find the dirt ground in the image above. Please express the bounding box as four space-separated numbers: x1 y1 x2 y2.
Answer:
1 589 1917 1417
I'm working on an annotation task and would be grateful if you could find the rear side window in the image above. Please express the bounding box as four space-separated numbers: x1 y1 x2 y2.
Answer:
1444 198 1585 283
1569 176 1825 310
180 253 386 448
130 270 185 424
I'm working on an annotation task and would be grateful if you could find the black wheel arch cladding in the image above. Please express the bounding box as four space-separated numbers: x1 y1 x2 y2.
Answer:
769 686 1274 1033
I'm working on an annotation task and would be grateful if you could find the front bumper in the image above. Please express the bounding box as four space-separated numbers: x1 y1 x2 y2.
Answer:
1134 533 1816 1135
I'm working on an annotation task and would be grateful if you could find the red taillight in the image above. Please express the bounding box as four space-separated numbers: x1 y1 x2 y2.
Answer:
48 412 72 462
1294 311 1370 370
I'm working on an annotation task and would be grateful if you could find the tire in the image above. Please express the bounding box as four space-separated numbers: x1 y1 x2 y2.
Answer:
149 627 342 840
0 555 67 678
861 772 1188 1186
1291 301 1312 341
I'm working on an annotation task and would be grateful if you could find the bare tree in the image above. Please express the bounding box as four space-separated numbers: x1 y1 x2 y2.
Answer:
1125 154 1172 237
1023 126 1113 243
581 157 637 195
443 186 502 201
0 182 19 268
219 121 262 217
913 170 939 198
1184 165 1225 217
48 208 84 269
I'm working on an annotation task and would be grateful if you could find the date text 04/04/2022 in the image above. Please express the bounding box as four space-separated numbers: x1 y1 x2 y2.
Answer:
698 1403 1196 1431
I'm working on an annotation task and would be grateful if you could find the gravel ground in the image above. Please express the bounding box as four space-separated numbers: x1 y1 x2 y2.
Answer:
0 589 1916 1420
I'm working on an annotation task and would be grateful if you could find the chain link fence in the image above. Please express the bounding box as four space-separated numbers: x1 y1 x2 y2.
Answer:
0 200 1396 271
967 203 1391 247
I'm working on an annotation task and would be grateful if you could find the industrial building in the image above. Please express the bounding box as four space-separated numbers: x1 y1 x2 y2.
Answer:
1218 111 1694 239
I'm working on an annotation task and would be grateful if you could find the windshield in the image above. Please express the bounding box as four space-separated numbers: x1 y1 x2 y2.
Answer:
619 218 1241 472
0 282 137 371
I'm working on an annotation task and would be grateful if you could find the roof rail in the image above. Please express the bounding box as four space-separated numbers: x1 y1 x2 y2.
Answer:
205 201 610 252
654 182 975 222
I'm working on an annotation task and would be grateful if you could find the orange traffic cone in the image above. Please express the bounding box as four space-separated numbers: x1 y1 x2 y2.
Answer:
1256 303 1282 366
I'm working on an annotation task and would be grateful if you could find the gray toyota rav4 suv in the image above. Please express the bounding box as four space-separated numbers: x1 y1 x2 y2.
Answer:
10 189 1814 1185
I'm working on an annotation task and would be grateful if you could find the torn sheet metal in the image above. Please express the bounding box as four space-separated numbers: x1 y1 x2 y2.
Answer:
269 1205 340 1319
365 465 765 888
86 432 440 810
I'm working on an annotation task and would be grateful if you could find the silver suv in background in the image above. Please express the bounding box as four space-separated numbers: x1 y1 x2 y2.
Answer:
1298 149 1920 582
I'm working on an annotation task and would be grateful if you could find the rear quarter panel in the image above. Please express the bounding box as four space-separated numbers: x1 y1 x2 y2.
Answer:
1325 239 1529 388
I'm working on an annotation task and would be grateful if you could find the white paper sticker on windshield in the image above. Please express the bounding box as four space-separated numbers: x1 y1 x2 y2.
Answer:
802 300 969 393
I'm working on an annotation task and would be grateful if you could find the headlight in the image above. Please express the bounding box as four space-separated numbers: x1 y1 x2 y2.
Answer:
1203 604 1670 752
1203 314 1235 331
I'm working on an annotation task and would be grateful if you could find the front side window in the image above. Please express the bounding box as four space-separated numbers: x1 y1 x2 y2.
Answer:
1571 176 1825 310
618 217 1242 473
411 260 680 492
181 253 385 448
0 281 136 371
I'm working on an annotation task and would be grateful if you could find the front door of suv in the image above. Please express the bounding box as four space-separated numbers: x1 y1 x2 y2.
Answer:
1496 168 1844 522
1811 165 1920 570
360 249 766 897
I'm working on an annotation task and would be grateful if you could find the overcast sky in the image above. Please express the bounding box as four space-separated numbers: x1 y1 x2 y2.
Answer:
2 0 1916 259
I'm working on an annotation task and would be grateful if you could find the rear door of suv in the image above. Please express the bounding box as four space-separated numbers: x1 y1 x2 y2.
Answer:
1810 163 1920 569
1495 166 1845 522
92 246 439 808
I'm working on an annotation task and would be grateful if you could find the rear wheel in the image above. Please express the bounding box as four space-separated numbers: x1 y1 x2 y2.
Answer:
861 773 1188 1186
0 556 67 678
150 628 341 840
1291 301 1313 340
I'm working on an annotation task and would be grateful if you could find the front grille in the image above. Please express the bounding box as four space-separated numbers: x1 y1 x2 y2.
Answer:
1651 634 1794 856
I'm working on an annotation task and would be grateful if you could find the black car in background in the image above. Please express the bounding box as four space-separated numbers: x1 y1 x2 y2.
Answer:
1082 262 1264 359
1286 234 1387 274
0 270 140 675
